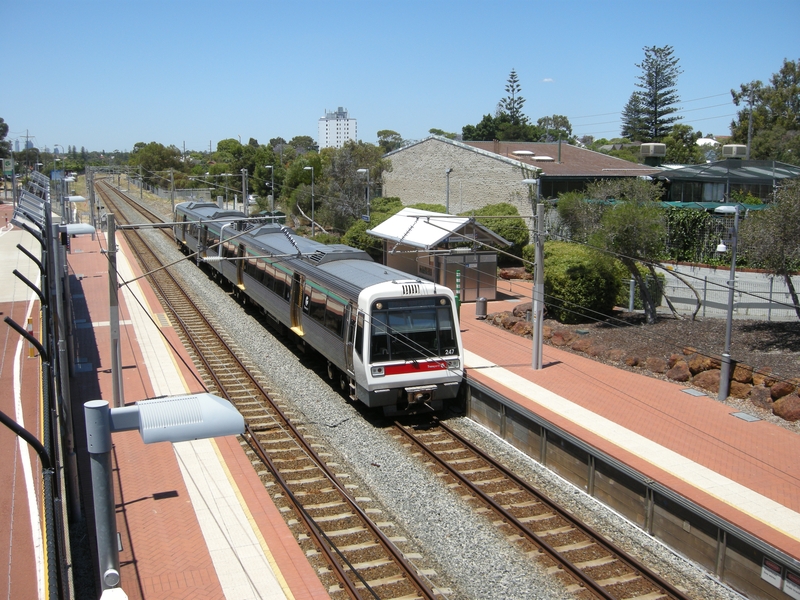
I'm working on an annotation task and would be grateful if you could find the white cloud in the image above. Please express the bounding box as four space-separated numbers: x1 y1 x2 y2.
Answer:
542 78 554 83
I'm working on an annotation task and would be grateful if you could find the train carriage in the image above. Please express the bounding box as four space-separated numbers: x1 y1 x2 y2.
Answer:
174 202 463 415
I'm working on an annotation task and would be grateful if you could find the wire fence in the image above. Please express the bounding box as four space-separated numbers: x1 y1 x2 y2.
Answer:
650 268 800 321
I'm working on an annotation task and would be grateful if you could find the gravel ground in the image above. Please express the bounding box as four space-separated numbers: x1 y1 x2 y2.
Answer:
136 191 745 599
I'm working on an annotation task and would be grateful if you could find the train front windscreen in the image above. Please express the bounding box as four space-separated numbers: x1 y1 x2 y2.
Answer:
369 297 459 363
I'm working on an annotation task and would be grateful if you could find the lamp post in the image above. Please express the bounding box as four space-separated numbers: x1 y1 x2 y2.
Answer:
84 394 244 595
304 166 315 236
714 204 740 401
356 168 370 222
445 168 453 213
523 179 544 369
241 168 248 216
265 165 274 213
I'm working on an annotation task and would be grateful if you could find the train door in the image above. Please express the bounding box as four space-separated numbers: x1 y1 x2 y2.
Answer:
236 244 245 289
178 214 187 244
290 272 305 336
199 226 208 259
344 304 357 376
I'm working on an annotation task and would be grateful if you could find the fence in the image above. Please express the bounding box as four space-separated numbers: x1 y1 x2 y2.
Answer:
645 265 799 322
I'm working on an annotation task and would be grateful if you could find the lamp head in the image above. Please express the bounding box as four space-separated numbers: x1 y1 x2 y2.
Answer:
716 241 728 253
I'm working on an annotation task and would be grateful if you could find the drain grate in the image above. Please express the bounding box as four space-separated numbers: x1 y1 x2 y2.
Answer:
731 412 761 422
681 388 707 397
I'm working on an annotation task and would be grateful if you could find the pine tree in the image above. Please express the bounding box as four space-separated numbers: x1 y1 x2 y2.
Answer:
620 92 648 141
500 69 526 126
634 45 682 141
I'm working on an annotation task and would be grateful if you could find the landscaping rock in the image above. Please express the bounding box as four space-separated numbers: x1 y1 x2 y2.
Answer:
551 329 576 347
624 355 641 367
586 345 608 358
770 379 797 400
732 363 753 384
606 349 626 362
646 357 668 374
753 367 776 387
571 337 593 353
683 346 697 356
773 394 800 422
512 302 532 318
693 369 721 394
729 380 753 399
666 361 691 382
748 386 774 410
688 353 714 375
668 354 684 369
511 321 533 337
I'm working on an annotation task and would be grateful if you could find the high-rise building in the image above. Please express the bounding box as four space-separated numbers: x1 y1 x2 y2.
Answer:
318 107 357 149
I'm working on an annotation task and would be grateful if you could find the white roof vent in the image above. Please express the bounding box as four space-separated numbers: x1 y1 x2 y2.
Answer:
512 150 535 156
640 143 666 157
722 144 747 158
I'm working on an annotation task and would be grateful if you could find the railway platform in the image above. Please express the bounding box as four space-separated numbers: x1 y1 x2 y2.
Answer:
458 278 800 592
0 205 328 600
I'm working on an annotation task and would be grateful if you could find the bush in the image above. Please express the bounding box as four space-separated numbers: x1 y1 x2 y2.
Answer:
459 202 528 266
614 264 665 310
524 241 621 324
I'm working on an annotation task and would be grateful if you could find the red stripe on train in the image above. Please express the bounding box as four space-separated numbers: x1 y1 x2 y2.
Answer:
383 361 448 375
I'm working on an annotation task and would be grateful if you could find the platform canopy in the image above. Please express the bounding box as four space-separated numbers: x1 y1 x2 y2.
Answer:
366 208 510 251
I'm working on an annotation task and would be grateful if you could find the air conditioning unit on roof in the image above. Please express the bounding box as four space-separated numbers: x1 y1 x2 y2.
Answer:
722 144 747 158
640 143 666 157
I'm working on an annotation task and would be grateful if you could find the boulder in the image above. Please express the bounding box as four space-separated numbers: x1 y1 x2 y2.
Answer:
683 346 697 356
693 369 721 394
499 267 532 280
773 394 800 422
753 367 776 387
624 355 641 367
606 349 626 362
666 361 691 382
542 324 552 339
748 386 774 410
732 363 753 384
646 357 668 374
512 302 532 318
571 337 593 353
551 329 576 347
500 313 522 329
668 354 684 369
729 380 753 399
511 321 533 337
688 353 714 375
770 379 797 401
586 344 608 358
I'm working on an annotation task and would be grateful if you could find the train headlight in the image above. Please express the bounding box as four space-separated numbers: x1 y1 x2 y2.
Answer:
371 366 385 377
446 359 460 370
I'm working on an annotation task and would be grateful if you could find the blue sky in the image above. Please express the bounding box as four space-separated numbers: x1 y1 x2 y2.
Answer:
4 0 799 153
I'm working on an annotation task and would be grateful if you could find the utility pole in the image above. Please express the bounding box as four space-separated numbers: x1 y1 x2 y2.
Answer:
170 168 175 215
532 203 545 370
241 169 248 215
107 214 124 407
746 84 756 161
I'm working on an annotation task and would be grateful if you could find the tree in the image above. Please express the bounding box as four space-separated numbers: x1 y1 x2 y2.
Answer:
322 140 391 230
662 124 705 164
633 45 683 141
739 179 800 319
500 69 526 126
620 92 647 141
537 114 573 142
586 178 667 324
0 117 9 158
377 130 404 153
288 135 318 154
731 59 800 164
128 142 183 185
429 128 458 140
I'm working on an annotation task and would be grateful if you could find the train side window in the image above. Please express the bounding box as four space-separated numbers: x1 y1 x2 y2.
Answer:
245 258 258 279
324 298 345 338
355 314 364 359
307 287 326 323
263 263 275 291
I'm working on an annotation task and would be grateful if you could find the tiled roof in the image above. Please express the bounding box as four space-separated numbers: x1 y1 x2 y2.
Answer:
462 140 663 178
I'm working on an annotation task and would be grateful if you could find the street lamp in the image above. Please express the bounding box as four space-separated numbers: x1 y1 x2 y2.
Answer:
304 166 315 236
445 168 453 213
356 168 370 222
84 394 244 595
265 165 274 213
523 179 544 369
714 204 740 401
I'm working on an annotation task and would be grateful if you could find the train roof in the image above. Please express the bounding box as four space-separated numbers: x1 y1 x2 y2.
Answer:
176 201 247 221
242 224 426 297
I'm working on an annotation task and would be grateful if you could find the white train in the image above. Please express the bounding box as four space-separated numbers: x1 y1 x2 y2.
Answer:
174 202 464 415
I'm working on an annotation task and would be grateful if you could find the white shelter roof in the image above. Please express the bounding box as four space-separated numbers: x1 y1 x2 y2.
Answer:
366 208 510 250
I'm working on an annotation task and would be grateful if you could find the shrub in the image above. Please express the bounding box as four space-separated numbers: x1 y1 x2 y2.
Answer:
524 241 621 324
459 202 528 266
614 264 665 310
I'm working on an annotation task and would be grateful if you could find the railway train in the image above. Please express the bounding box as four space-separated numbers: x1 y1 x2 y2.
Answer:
173 201 464 415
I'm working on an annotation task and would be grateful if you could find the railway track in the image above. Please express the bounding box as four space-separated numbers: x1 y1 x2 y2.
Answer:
94 180 447 599
394 418 692 600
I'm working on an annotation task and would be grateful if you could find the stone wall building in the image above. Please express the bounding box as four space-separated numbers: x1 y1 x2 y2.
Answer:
382 135 662 218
